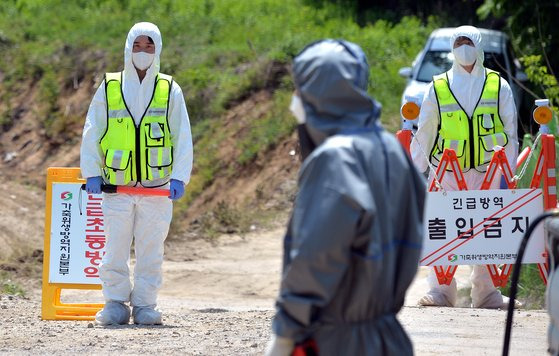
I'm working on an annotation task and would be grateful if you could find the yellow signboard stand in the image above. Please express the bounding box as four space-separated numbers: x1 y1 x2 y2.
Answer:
42 167 103 320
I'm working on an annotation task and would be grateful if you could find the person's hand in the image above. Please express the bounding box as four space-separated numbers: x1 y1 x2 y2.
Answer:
169 179 185 200
86 176 103 194
264 334 294 356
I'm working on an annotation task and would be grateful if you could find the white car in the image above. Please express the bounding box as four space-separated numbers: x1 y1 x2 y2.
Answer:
399 27 528 132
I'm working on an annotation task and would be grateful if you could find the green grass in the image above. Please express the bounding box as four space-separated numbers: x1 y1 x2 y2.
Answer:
0 1 435 122
500 264 547 309
236 88 297 165
0 271 26 297
0 0 437 214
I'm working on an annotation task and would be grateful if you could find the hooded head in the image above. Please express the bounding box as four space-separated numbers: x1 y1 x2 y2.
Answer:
124 22 162 81
292 39 382 151
450 25 484 71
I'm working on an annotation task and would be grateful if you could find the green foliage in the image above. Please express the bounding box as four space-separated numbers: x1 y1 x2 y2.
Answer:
306 0 483 26
0 272 25 297
182 119 223 205
500 265 546 309
38 67 61 136
521 55 559 108
0 0 437 205
479 0 559 195
237 89 296 165
478 0 559 74
0 89 12 128
196 201 253 238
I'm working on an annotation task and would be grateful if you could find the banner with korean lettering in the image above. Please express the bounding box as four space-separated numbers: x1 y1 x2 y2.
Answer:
49 183 105 284
420 188 545 266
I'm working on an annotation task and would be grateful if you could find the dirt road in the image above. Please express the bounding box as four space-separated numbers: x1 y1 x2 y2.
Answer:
0 228 550 355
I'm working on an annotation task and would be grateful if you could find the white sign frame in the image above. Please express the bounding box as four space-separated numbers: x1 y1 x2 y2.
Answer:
49 183 105 284
420 188 545 266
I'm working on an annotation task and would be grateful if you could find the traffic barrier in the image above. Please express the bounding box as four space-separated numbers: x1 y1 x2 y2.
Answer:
426 138 556 287
42 168 103 320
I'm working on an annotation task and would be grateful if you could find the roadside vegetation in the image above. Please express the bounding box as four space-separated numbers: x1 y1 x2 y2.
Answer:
0 272 25 297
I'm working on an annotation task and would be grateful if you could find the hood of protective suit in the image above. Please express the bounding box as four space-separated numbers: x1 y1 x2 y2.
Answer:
124 22 162 82
292 39 382 145
450 25 484 72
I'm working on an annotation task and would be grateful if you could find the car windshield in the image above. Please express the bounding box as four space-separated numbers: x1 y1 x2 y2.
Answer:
416 51 452 82
416 50 510 82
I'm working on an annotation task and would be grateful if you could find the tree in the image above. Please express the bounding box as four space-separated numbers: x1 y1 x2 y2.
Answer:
478 0 559 109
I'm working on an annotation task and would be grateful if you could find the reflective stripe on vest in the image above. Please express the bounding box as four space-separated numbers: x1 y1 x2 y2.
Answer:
99 72 173 187
430 69 508 172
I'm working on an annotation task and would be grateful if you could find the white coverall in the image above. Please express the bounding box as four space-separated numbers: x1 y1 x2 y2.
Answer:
411 26 519 308
80 22 193 308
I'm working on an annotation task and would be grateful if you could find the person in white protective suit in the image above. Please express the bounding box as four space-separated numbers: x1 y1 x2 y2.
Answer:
411 25 520 308
80 22 193 325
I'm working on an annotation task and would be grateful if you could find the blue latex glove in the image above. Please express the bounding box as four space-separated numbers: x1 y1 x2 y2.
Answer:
169 179 185 200
86 176 103 194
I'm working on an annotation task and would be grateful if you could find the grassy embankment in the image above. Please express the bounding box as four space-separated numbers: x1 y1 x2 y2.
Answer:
0 0 436 294
0 0 436 223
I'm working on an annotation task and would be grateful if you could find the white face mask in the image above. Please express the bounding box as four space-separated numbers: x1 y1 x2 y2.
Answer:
132 51 155 70
453 44 477 67
289 94 306 124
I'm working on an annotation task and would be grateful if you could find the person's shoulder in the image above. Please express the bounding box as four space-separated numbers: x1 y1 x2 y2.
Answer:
300 136 362 186
323 134 355 150
306 135 356 167
170 80 183 93
165 77 184 97
377 130 411 157
488 71 514 96
420 81 436 102
157 72 181 88
310 136 349 158
499 75 513 91
487 69 511 87
319 130 399 159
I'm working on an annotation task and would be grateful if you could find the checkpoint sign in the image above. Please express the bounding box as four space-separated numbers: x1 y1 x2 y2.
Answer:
420 188 545 266
49 182 105 284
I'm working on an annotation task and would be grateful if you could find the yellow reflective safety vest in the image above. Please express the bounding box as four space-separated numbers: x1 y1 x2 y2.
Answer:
100 72 173 187
430 69 508 172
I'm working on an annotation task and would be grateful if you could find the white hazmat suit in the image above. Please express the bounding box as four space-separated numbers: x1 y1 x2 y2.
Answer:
80 22 193 323
411 26 519 308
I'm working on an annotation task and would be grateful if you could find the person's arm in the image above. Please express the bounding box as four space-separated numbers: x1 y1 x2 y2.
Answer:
499 78 519 171
410 83 439 173
272 146 365 341
80 81 107 179
168 81 193 185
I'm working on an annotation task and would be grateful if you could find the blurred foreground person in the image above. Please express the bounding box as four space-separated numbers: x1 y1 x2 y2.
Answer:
80 22 193 325
265 39 426 356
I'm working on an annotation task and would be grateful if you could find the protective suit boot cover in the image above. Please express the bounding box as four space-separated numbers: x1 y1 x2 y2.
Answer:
418 289 457 307
471 289 517 309
132 306 162 325
95 301 131 325
419 272 457 307
500 295 523 309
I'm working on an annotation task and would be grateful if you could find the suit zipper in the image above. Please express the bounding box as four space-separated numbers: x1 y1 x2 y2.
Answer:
468 114 474 170
135 123 142 182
